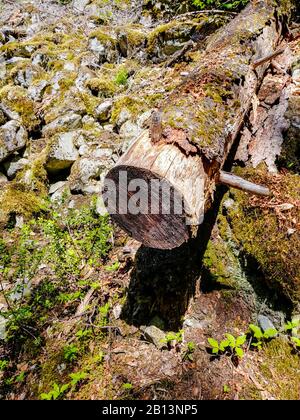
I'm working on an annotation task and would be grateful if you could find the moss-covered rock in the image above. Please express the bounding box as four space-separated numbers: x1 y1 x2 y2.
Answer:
227 167 300 304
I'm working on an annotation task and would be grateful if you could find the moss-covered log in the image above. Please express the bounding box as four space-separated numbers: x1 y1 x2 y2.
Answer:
104 0 295 250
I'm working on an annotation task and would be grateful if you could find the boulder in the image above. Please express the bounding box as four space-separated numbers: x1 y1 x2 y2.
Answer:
45 131 79 173
69 156 108 192
95 99 113 122
42 112 82 136
0 120 27 163
4 157 29 179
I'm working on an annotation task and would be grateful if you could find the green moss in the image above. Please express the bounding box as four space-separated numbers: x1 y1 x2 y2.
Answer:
89 29 117 46
0 182 46 225
227 167 300 303
259 338 300 400
86 77 117 98
0 85 40 131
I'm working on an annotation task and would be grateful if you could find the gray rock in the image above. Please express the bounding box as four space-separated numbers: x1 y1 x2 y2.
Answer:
223 198 235 210
116 107 132 126
4 157 29 179
0 172 8 185
0 304 8 341
137 110 151 128
89 38 105 56
0 120 27 163
95 100 113 122
119 121 142 152
28 79 48 101
143 325 167 350
73 0 91 12
45 131 79 173
49 181 68 195
258 315 276 333
50 183 71 204
95 196 108 216
69 157 107 192
42 112 82 136
112 304 122 320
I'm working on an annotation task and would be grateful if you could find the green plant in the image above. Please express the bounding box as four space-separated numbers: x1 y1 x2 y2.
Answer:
122 382 133 390
192 0 248 11
208 333 246 359
223 384 231 393
115 69 128 86
248 324 278 350
75 329 92 341
63 344 79 362
284 319 300 332
69 371 88 387
104 261 120 272
291 337 300 350
0 360 9 371
182 341 196 361
162 330 184 345
40 382 69 400
15 371 26 383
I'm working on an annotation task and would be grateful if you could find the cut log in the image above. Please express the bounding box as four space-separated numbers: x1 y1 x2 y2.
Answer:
104 0 295 250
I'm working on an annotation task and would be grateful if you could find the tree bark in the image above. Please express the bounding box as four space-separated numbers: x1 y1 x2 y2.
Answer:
104 0 295 250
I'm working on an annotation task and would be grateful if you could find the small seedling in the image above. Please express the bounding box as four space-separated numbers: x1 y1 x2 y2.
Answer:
40 382 69 400
0 360 9 371
69 371 88 387
182 341 196 361
122 383 133 390
223 384 231 393
208 333 246 359
63 344 79 362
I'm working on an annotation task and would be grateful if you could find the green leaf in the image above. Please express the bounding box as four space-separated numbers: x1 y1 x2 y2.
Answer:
235 347 244 358
212 347 219 354
208 338 219 349
225 333 235 348
219 339 230 352
263 328 278 339
291 337 300 347
236 335 247 347
249 324 263 339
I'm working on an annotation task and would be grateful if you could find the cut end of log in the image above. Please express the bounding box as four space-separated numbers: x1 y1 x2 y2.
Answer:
104 165 190 249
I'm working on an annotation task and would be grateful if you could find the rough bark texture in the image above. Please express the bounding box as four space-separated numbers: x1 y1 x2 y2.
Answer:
105 0 295 250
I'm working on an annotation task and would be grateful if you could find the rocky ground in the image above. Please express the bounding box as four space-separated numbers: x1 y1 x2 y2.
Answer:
0 0 299 400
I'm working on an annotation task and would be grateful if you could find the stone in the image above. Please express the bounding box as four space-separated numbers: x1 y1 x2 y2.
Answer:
95 196 108 216
258 315 276 334
0 172 8 185
137 110 152 128
42 112 82 136
28 80 48 101
89 38 105 57
119 121 142 151
143 325 167 350
69 157 108 192
50 183 71 203
45 131 79 173
0 304 8 341
112 304 122 320
116 107 132 126
0 120 27 163
95 100 113 122
49 181 68 195
73 0 91 13
4 157 29 179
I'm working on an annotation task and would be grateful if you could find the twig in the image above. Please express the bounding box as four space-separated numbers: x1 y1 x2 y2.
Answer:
219 170 270 197
251 48 285 69
175 10 238 20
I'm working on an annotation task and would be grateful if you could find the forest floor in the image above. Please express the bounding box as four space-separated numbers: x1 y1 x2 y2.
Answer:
0 0 299 400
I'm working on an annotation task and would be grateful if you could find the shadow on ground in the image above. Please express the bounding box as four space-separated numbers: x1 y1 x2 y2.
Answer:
121 185 228 330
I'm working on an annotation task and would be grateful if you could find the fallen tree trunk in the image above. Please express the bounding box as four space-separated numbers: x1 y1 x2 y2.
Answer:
104 0 295 250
